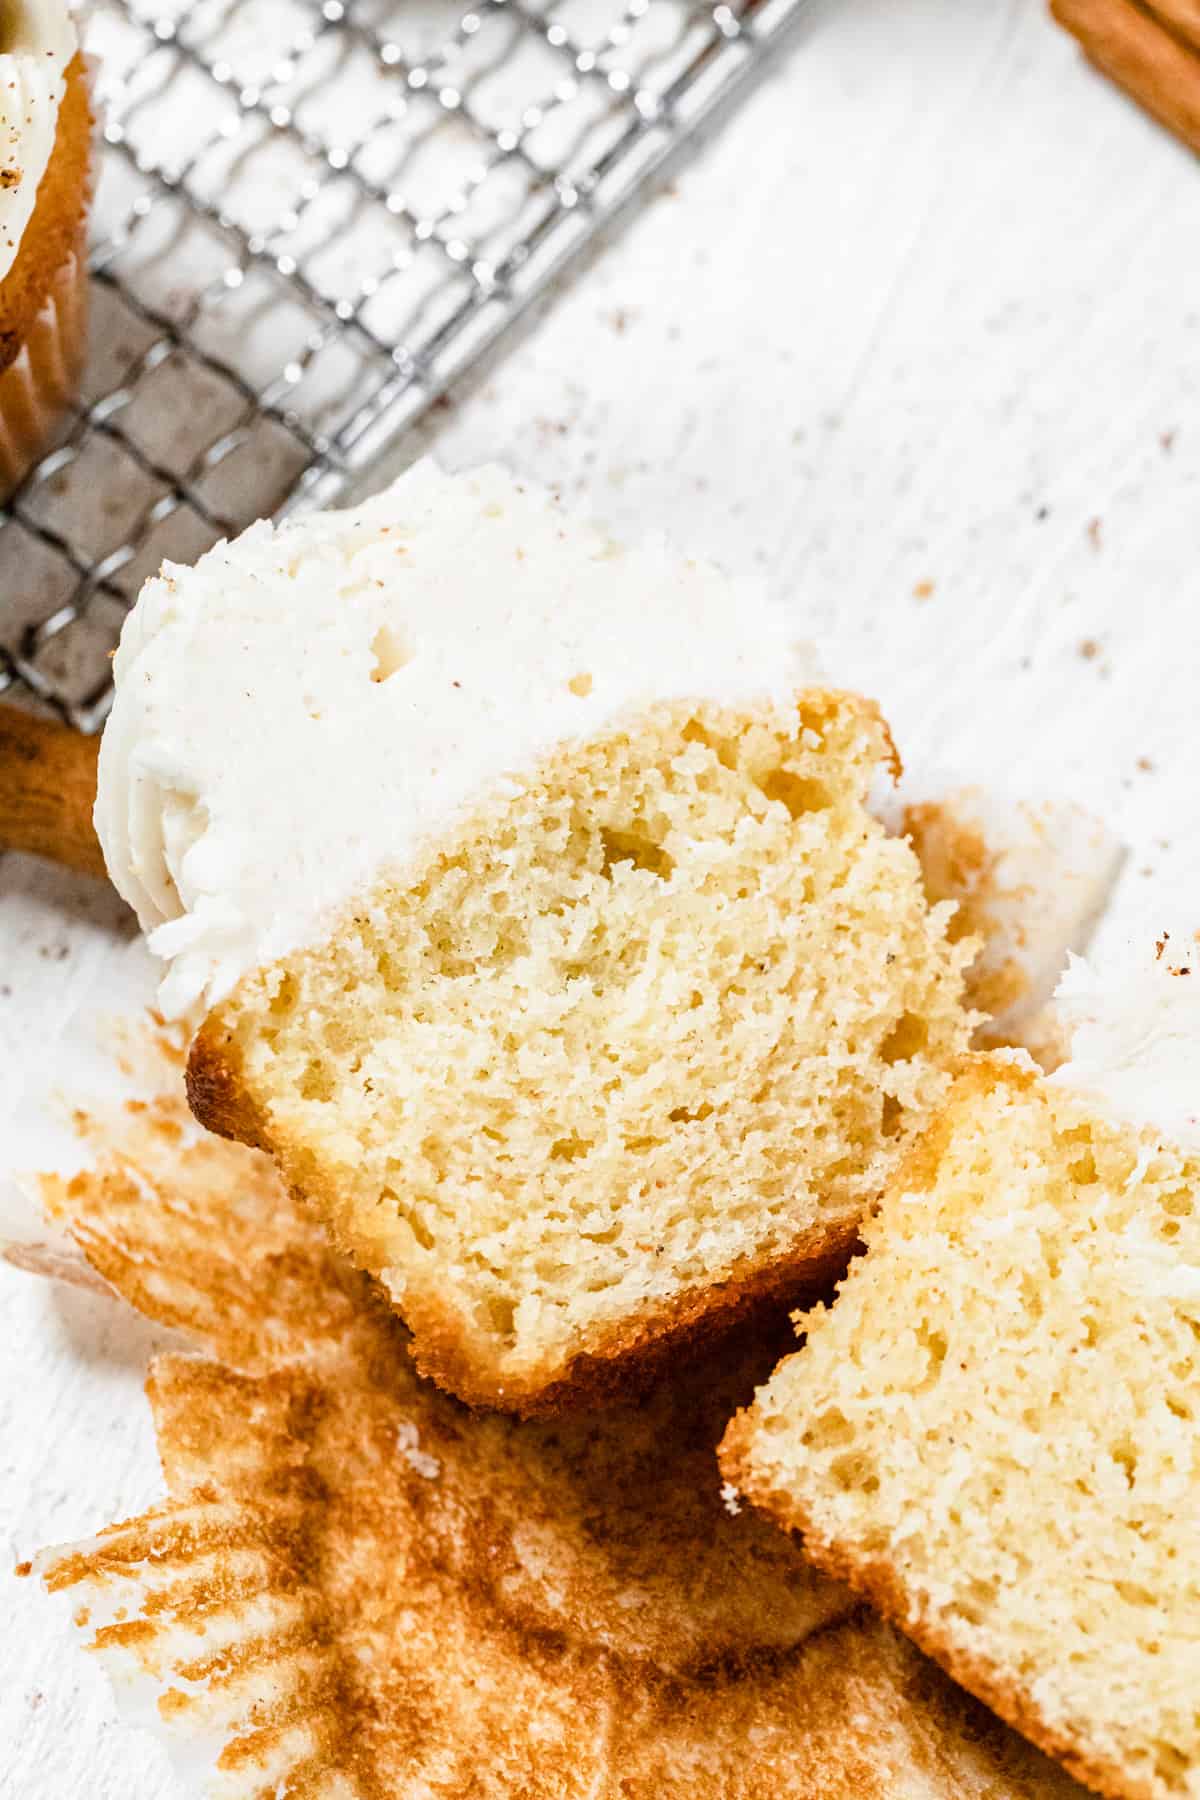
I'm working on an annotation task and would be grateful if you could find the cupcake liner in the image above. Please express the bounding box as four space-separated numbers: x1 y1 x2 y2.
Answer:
21 1016 1084 1799
0 212 88 499
890 783 1124 1054
0 44 96 501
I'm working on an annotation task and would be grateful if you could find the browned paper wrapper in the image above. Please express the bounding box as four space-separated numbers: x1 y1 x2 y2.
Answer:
0 47 94 496
0 231 88 494
20 1033 1086 1798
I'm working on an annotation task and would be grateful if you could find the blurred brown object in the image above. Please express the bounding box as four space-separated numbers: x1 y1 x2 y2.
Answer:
0 705 104 877
1052 0 1200 154
1146 0 1200 52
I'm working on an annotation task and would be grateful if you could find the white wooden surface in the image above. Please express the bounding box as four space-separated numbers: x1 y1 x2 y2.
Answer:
3 0 1199 1792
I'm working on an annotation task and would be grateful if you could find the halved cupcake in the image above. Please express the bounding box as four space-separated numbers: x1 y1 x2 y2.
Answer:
95 462 976 1414
721 931 1200 1800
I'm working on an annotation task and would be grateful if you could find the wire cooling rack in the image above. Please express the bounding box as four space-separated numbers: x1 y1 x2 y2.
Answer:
0 0 809 732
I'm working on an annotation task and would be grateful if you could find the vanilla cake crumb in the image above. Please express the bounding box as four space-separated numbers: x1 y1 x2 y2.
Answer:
189 688 974 1411
722 933 1200 1800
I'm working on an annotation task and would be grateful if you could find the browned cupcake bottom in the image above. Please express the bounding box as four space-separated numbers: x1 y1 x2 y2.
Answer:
0 50 93 498
0 232 87 494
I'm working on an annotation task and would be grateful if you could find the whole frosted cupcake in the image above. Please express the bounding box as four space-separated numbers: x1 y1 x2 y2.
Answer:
0 0 91 495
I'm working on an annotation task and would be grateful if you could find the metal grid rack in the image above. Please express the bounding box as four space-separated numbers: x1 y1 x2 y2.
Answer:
0 0 808 732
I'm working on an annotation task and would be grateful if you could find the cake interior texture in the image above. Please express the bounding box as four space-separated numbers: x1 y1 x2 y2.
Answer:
721 1057 1200 1800
189 689 973 1411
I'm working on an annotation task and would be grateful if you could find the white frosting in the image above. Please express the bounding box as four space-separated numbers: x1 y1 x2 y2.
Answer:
96 460 819 1017
0 0 77 288
1051 929 1200 1152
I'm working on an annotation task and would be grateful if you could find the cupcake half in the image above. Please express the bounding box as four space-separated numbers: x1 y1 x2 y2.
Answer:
95 461 975 1415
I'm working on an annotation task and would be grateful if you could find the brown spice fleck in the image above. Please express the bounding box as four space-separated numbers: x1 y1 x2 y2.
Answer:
1086 517 1102 550
1078 638 1100 661
1137 756 1154 772
912 580 935 601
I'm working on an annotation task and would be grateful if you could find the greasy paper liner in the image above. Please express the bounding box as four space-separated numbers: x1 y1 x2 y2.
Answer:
16 1027 1088 1800
0 44 96 502
0 219 88 498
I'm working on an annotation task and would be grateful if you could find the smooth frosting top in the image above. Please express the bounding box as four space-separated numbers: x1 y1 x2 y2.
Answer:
1052 928 1200 1152
96 460 819 1017
0 0 77 288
